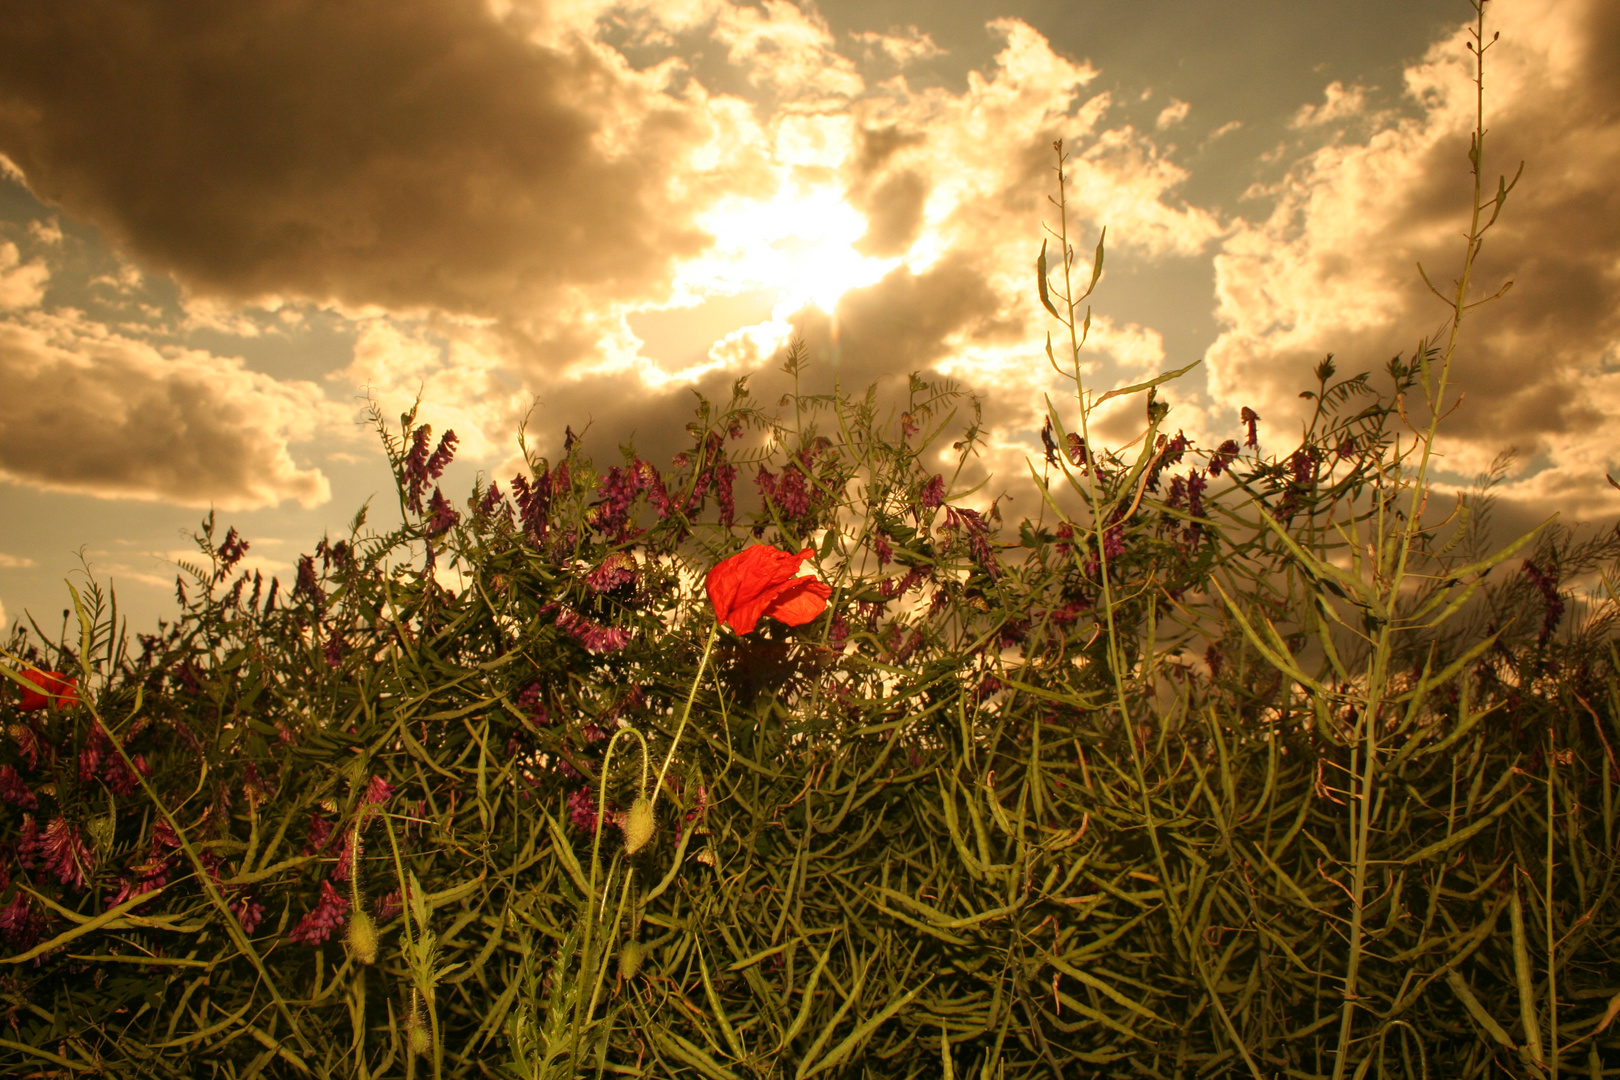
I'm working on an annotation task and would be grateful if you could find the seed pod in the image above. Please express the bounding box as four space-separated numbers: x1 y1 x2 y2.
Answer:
406 997 431 1056
623 796 655 856
619 939 645 981
347 909 378 965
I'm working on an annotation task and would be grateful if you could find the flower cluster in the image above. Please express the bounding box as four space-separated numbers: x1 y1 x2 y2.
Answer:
289 880 348 945
553 607 632 654
404 425 458 515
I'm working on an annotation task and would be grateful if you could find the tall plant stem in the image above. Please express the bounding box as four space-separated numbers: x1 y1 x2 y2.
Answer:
1046 146 1265 1080
1331 3 1518 1076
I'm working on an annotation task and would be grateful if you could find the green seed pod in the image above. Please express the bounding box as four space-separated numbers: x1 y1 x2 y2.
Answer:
406 999 431 1056
623 796 655 856
347 909 378 965
619 939 645 981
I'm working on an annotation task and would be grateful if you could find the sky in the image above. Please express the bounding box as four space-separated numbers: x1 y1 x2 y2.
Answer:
0 0 1617 637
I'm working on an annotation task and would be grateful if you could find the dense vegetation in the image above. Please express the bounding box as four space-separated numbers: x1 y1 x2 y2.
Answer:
2 6 1616 1076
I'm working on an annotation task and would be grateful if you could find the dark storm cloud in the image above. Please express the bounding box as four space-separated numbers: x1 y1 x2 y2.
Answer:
0 0 713 321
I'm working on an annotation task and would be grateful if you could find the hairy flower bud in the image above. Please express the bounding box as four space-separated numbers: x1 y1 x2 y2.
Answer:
347 908 378 965
623 796 655 856
407 997 431 1056
619 939 645 980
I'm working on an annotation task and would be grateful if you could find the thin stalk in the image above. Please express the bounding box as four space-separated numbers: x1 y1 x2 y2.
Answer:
1331 5 1516 1075
1547 728 1558 1080
1046 144 1265 1080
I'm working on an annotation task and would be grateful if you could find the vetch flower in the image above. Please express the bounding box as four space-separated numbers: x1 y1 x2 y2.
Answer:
17 670 79 712
42 816 94 891
290 880 348 945
705 546 831 635
1240 407 1261 448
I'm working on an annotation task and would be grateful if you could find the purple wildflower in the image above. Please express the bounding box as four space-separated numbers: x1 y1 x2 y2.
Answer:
1240 407 1261 448
1186 471 1207 519
362 775 396 807
324 628 345 669
479 480 509 521
233 896 267 935
1208 440 1240 477
873 533 894 567
103 752 149 798
1166 476 1187 510
294 555 324 618
289 880 347 945
0 766 36 810
511 471 552 543
586 553 637 593
921 475 945 510
829 614 850 652
567 787 607 834
216 528 249 580
404 427 457 514
515 683 552 728
0 893 44 951
1289 449 1315 485
589 466 641 540
1040 417 1059 466
304 812 334 856
42 817 93 891
554 608 632 654
1523 560 1565 646
1102 524 1127 561
424 487 460 538
715 462 737 528
424 429 458 482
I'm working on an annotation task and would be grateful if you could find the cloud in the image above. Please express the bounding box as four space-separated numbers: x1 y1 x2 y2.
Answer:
0 552 37 568
1156 98 1190 130
26 217 61 246
850 26 946 67
0 241 47 309
0 309 339 508
1289 81 1368 128
0 2 1226 517
1207 0 1620 519
711 1 864 98
0 0 729 327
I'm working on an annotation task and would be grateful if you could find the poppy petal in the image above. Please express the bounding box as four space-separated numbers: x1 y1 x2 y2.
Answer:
761 577 832 627
706 546 815 634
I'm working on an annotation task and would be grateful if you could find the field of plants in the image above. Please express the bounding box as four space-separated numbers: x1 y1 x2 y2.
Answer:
2 5 1618 1077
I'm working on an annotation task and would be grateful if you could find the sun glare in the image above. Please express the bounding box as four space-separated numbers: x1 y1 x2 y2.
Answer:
689 185 900 318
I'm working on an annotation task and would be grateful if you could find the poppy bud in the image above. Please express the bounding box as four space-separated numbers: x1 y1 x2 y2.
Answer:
619 939 645 980
623 796 655 856
347 909 378 965
407 998 431 1056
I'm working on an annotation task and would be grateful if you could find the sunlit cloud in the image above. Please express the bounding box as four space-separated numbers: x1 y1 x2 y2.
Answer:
0 0 1229 515
1207 0 1620 522
0 241 47 310
0 308 339 508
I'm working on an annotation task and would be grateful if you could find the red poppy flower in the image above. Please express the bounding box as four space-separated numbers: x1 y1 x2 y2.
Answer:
17 670 79 712
706 545 831 635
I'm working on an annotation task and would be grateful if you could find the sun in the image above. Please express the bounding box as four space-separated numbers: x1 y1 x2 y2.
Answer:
687 183 900 318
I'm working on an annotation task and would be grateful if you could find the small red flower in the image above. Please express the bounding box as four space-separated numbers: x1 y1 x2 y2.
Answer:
705 546 832 635
17 670 79 712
